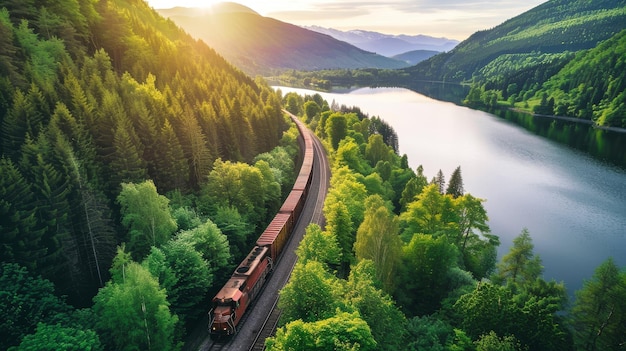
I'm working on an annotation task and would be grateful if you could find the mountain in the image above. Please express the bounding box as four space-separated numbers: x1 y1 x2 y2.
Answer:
392 50 440 66
305 26 459 56
403 0 626 83
157 3 408 75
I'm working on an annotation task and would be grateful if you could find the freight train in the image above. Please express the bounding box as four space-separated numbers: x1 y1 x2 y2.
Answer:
208 115 314 337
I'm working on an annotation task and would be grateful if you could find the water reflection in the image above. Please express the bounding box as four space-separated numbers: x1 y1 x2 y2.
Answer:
403 81 626 169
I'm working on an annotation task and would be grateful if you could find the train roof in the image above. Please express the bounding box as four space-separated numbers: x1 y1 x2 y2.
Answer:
234 246 268 277
256 212 291 247
280 189 304 214
213 276 244 303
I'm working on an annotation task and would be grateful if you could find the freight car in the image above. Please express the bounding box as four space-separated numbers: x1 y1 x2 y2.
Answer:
208 116 314 337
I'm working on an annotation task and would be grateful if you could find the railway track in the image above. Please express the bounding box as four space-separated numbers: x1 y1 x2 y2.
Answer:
246 126 329 351
188 114 329 351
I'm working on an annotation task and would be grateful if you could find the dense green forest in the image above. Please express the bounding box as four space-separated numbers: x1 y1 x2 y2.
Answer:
0 0 296 349
269 92 626 351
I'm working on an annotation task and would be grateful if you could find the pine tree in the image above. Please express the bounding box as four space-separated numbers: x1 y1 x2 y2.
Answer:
493 228 543 287
153 119 189 192
434 169 445 194
0 157 46 271
109 119 147 188
446 166 464 198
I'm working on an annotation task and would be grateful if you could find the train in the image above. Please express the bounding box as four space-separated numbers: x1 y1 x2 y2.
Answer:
208 115 315 337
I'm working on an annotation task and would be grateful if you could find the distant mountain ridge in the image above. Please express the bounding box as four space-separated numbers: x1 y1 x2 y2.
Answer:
305 26 459 57
158 3 408 75
392 50 440 66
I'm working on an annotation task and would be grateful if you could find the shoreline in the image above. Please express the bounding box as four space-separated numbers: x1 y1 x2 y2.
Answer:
508 108 626 134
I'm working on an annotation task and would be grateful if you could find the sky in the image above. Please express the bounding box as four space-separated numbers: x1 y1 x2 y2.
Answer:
145 0 547 40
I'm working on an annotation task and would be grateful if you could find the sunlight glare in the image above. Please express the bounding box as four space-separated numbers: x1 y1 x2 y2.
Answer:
147 0 221 10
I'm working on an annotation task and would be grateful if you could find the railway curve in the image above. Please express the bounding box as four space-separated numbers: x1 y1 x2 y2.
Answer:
192 112 330 351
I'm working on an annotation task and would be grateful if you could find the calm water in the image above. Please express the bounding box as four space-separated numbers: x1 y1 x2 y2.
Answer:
276 86 626 294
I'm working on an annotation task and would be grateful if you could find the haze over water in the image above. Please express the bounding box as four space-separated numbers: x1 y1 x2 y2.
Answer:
277 86 626 294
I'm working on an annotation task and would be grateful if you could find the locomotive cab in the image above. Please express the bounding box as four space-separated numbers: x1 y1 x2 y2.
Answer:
209 298 239 337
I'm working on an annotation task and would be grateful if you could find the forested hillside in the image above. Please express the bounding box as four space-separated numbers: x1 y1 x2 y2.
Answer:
271 92 626 351
401 0 626 126
404 0 626 83
0 0 286 309
525 29 626 126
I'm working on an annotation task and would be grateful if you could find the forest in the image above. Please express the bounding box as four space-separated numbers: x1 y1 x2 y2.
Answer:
0 0 293 349
268 92 626 351
1 0 625 350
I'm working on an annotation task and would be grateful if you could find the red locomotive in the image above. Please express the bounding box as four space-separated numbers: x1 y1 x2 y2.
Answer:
208 116 315 337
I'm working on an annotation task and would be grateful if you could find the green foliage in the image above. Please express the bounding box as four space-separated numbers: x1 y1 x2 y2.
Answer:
345 260 406 350
13 323 103 351
325 166 368 235
211 205 254 260
160 239 211 322
396 234 459 316
405 315 456 351
492 228 543 287
0 263 72 350
354 195 402 293
399 165 428 212
117 180 177 259
570 257 626 351
405 0 626 84
297 223 341 268
175 218 231 282
326 113 348 150
303 100 322 123
401 183 450 236
324 200 355 275
278 261 343 324
475 331 522 351
455 281 570 351
93 260 178 351
446 166 464 198
531 29 626 127
267 311 377 351
202 158 279 228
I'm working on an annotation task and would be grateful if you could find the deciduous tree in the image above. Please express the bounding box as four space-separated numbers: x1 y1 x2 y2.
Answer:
117 180 177 259
278 261 342 324
93 260 178 351
354 195 402 293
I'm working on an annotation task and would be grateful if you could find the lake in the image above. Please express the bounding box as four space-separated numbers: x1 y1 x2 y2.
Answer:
275 86 626 295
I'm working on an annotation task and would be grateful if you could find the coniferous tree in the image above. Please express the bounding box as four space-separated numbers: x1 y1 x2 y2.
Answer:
446 166 464 198
109 119 147 187
571 258 626 351
434 169 445 194
0 157 46 271
153 119 189 192
19 135 74 288
492 228 543 287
